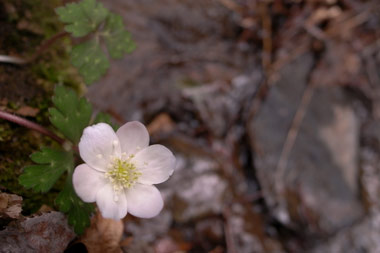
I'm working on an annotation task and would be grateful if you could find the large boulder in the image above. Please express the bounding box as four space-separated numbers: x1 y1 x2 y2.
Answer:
249 53 363 234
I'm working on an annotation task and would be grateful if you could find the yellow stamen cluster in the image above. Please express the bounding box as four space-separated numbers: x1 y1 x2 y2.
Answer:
105 157 141 191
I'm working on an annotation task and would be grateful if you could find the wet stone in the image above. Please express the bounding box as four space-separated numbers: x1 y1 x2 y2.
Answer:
172 172 227 222
162 153 227 222
88 0 254 123
250 53 363 235
123 152 228 252
312 213 380 253
314 118 380 252
0 212 75 253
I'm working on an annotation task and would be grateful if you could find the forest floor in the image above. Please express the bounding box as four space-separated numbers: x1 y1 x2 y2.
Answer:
1 0 380 252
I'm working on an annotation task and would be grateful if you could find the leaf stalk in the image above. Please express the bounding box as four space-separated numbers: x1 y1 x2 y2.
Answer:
0 110 65 145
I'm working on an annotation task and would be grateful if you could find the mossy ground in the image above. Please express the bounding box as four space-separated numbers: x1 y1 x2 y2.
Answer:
0 0 81 214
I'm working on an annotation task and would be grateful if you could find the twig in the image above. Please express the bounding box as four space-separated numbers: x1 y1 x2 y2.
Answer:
0 55 27 64
29 31 69 62
223 207 238 253
259 2 272 73
0 110 65 145
326 4 373 38
364 42 380 119
303 23 328 42
275 81 316 192
0 31 69 65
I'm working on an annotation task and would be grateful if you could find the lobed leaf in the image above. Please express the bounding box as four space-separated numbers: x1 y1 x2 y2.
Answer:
19 148 73 193
56 172 94 234
103 13 136 59
70 40 110 84
56 0 109 37
92 111 118 130
49 85 92 144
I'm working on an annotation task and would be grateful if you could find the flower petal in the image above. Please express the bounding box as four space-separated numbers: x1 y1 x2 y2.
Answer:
125 184 163 218
73 164 106 203
116 121 149 156
96 183 128 220
79 123 121 171
132 145 175 185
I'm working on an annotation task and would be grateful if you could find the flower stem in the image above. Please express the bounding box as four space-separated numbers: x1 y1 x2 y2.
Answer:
0 110 65 145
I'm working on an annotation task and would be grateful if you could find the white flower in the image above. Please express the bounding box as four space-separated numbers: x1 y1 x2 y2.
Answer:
72 121 175 220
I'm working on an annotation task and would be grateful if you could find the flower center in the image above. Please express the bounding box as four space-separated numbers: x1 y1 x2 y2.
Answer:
105 155 141 195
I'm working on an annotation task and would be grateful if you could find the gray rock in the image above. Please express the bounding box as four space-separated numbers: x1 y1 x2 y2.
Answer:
227 203 284 253
124 209 172 253
162 153 227 222
172 172 227 222
250 53 363 234
123 152 228 252
314 119 380 252
182 71 261 136
312 213 380 253
0 212 75 253
88 0 253 122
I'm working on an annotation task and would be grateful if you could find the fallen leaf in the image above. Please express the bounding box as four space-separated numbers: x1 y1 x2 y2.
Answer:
37 204 54 213
147 113 175 136
79 211 124 253
15 106 39 117
17 19 44 35
0 192 22 219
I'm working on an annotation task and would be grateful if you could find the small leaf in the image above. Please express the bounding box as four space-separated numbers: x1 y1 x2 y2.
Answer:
71 40 110 84
103 13 136 59
56 172 94 234
92 112 118 130
56 0 109 37
19 148 73 193
49 85 92 144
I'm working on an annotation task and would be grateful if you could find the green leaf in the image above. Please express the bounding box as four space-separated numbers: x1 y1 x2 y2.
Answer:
56 172 94 234
71 40 110 84
93 112 112 125
49 85 92 144
103 13 136 59
92 112 118 130
19 148 73 193
56 0 109 37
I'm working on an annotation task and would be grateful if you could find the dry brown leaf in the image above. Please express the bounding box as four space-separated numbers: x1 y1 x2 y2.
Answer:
15 106 39 117
0 99 8 105
147 113 175 136
0 192 22 219
119 236 133 247
37 204 54 213
79 211 124 253
17 19 44 34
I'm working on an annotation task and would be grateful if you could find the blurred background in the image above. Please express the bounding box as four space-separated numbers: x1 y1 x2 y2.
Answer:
1 0 380 252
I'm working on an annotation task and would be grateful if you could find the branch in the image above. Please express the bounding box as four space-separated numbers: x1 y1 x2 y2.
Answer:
0 110 65 145
0 31 69 65
275 81 316 193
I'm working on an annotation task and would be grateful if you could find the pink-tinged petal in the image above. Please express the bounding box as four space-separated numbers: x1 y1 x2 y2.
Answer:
132 145 175 185
73 164 106 203
96 183 128 220
125 184 163 218
116 121 149 156
79 123 121 172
